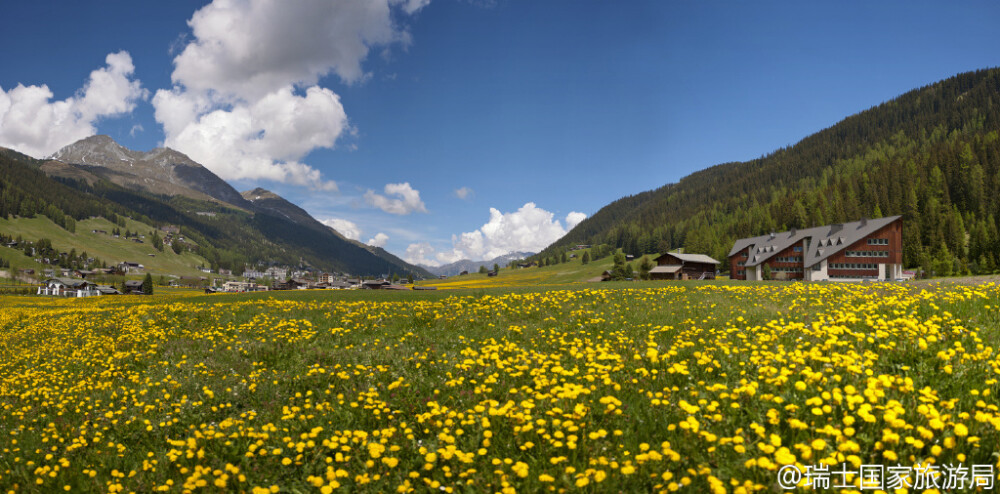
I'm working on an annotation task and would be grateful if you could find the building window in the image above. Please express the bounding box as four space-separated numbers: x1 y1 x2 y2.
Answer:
794 246 802 252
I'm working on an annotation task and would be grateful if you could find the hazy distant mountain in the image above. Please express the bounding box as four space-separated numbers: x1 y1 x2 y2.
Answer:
49 135 252 209
421 251 534 277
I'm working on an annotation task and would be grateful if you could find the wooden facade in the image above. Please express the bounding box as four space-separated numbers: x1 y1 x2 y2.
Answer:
728 216 903 282
651 253 720 280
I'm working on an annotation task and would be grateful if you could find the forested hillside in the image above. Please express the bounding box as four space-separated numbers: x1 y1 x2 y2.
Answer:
542 68 1000 275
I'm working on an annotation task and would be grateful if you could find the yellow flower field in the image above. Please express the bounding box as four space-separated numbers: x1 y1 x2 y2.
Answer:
1 282 999 493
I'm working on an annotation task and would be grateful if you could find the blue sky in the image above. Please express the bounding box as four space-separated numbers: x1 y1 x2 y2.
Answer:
2 1 999 266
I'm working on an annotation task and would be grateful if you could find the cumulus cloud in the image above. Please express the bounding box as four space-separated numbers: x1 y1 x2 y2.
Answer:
154 85 343 190
364 182 427 215
367 232 389 248
565 211 586 230
320 218 361 241
454 186 473 200
153 0 429 188
404 242 439 266
403 203 587 266
0 51 146 158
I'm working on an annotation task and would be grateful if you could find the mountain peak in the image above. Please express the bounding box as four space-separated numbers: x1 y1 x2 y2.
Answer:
46 135 251 209
51 134 135 163
242 188 283 201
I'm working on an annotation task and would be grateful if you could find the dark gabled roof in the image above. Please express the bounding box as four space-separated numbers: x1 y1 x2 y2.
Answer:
728 216 901 267
654 252 721 265
124 280 144 288
47 277 91 287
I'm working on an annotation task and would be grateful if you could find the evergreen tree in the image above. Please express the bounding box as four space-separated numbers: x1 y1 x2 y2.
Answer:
479 265 488 274
142 273 154 295
581 251 590 265
610 251 628 280
493 263 500 274
639 256 654 280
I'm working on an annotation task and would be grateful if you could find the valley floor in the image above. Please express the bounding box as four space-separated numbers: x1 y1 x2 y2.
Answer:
1 281 999 492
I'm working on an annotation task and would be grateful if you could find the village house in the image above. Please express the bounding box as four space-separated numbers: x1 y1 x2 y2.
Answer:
118 261 144 273
38 278 100 297
222 280 266 292
649 252 721 280
123 280 145 294
728 216 903 281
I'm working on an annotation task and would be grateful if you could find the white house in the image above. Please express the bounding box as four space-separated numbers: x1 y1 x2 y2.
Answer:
38 278 100 297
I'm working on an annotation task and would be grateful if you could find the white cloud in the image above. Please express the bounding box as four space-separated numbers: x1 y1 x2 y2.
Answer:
320 218 361 241
454 186 473 200
367 232 389 248
364 182 427 215
154 85 343 190
565 211 586 230
401 0 432 14
0 51 146 158
404 242 439 266
154 0 428 188
403 203 587 266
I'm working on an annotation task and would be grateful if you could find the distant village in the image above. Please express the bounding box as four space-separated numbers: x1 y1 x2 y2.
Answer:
17 215 916 299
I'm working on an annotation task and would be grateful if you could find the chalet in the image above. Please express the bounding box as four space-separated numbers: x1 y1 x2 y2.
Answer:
74 269 96 279
728 216 903 282
95 286 121 295
118 261 144 273
123 280 145 294
459 270 469 276
649 253 720 280
38 278 100 297
326 280 353 289
362 280 391 290
382 284 410 290
487 271 498 277
289 278 315 290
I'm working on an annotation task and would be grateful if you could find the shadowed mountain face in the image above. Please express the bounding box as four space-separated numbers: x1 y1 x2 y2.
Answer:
241 187 328 233
15 135 434 277
50 135 252 209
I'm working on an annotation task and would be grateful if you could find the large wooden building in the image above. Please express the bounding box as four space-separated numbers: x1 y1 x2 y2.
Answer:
649 252 720 280
728 216 903 281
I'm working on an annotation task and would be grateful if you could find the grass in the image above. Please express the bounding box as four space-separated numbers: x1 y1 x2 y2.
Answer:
420 249 622 288
2 281 999 492
0 215 214 278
